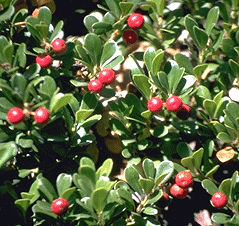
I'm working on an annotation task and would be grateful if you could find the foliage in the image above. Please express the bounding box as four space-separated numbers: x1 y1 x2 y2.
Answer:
1 0 239 225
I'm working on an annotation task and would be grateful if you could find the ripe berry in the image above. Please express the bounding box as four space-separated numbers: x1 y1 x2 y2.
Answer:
51 197 69 215
34 107 50 125
162 192 170 200
98 68 115 85
175 170 194 189
52 39 67 54
36 55 52 69
7 107 25 124
165 95 182 112
170 183 188 199
176 104 191 120
122 29 138 44
147 97 163 113
127 13 144 30
211 192 228 209
88 79 103 93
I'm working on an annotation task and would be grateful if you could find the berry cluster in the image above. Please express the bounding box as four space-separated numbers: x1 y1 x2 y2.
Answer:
7 107 50 125
36 38 68 69
123 13 145 44
147 95 191 120
170 170 194 199
88 68 115 93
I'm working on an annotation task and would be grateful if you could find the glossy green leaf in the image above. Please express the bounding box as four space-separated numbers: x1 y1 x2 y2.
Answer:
152 51 164 74
125 166 143 195
143 206 158 215
193 26 208 50
192 148 204 170
155 160 174 186
50 93 73 114
175 53 194 74
205 165 220 178
84 33 102 65
79 166 96 185
76 109 94 123
219 178 231 199
139 178 155 194
144 47 156 72
177 142 193 158
203 99 217 119
119 2 133 15
132 74 151 99
37 177 57 203
50 20 64 42
0 5 15 22
80 92 98 110
96 158 113 179
205 7 219 34
193 64 208 78
38 6 52 26
80 157 95 171
56 173 72 197
181 156 195 172
62 187 76 200
84 15 98 32
202 179 218 195
73 173 94 197
80 114 101 128
211 213 231 224
105 0 121 18
143 158 155 179
92 188 108 213
0 142 17 169
32 201 57 219
14 199 31 215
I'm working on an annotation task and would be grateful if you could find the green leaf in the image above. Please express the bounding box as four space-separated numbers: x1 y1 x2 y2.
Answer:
167 62 185 94
192 148 204 170
184 15 200 49
76 109 94 123
84 15 98 32
80 92 98 110
139 178 155 194
219 178 231 199
205 6 219 34
38 6 52 26
202 179 218 195
177 142 193 158
32 201 57 219
132 74 151 99
0 142 17 169
80 114 102 128
155 160 174 186
3 43 14 64
92 188 108 213
37 177 57 203
96 158 113 180
14 199 31 215
211 213 231 224
144 47 156 72
181 156 195 172
143 158 155 179
62 187 76 200
0 5 15 22
193 26 208 50
50 20 64 42
217 132 234 143
84 33 102 65
152 50 164 74
119 2 133 15
105 0 121 18
175 53 194 74
125 166 143 195
56 173 72 198
50 93 73 114
143 206 158 215
205 165 220 178
203 99 217 119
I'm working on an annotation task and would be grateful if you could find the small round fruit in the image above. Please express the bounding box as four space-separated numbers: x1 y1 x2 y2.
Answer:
51 197 69 215
34 107 50 125
147 97 163 113
165 95 182 112
36 55 52 69
7 107 25 124
176 104 191 120
175 170 194 189
122 29 138 44
162 192 170 200
211 192 228 209
52 39 67 54
88 79 103 93
127 13 144 30
170 183 188 199
98 68 115 85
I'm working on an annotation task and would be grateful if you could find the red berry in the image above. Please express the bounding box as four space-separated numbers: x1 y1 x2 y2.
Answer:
162 192 170 200
51 197 69 215
211 192 228 209
36 55 52 69
98 68 115 85
52 39 67 54
175 170 194 189
88 79 103 93
147 97 163 113
176 104 191 120
34 107 50 125
122 29 138 44
127 13 144 30
7 107 25 124
165 95 182 112
170 184 188 199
